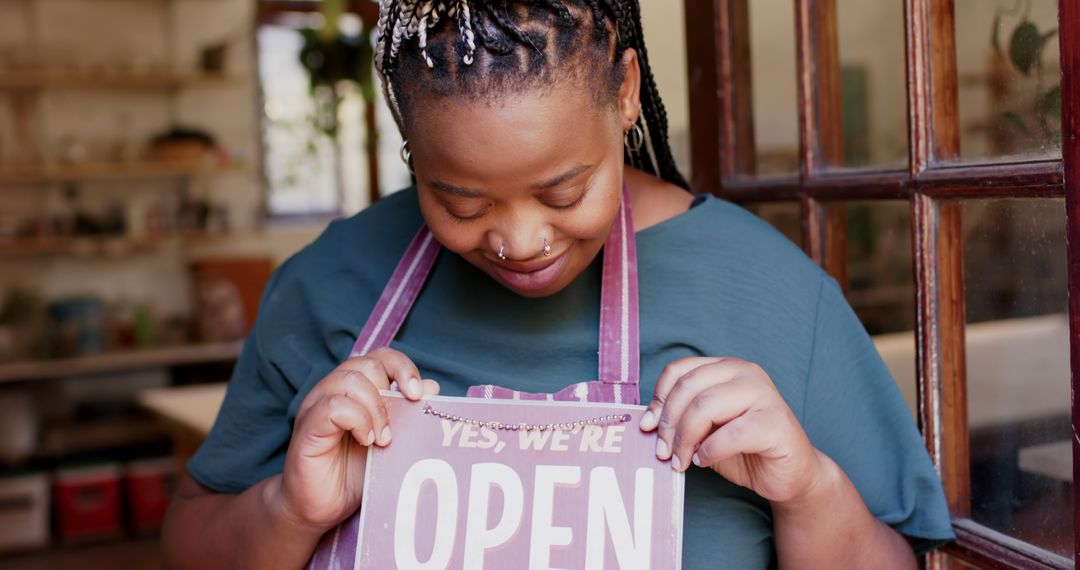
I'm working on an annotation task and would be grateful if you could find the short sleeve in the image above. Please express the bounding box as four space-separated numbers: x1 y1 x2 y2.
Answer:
802 276 955 555
186 262 307 494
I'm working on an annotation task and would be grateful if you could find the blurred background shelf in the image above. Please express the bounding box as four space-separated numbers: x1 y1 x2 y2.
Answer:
0 70 245 91
0 161 237 185
0 340 243 384
0 232 233 258
35 417 170 459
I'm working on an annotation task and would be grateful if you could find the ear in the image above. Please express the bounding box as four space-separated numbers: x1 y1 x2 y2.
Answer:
616 48 641 130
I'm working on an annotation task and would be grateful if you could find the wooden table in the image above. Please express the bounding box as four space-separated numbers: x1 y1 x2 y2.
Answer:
137 383 227 472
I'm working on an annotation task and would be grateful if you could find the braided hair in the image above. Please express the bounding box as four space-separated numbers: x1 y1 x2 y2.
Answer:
373 0 689 191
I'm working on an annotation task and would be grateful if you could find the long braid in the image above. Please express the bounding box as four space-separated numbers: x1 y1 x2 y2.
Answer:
624 0 689 190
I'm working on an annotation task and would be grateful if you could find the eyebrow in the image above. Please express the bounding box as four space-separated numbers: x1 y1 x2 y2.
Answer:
532 164 591 190
429 164 593 198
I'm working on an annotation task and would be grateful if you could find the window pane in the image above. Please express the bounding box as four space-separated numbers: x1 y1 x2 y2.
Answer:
258 23 340 215
748 0 799 176
833 0 909 169
846 201 916 419
847 201 914 334
954 0 1061 162
964 199 1072 559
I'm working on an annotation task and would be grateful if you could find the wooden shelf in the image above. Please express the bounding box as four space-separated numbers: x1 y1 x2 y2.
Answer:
0 69 245 91
0 160 236 185
0 232 232 258
0 340 243 383
37 417 170 459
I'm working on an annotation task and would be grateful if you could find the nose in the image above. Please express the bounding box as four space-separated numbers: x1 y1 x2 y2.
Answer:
487 211 551 261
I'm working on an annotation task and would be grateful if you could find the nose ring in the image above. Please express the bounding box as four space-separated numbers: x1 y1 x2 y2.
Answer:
543 239 552 257
497 243 507 261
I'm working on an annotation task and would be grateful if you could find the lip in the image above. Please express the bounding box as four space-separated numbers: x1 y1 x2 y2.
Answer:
490 250 571 293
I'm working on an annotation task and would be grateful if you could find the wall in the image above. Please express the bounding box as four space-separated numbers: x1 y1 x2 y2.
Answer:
0 0 323 321
0 1 694 325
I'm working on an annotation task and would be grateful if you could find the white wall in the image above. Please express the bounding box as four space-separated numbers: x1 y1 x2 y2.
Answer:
0 0 321 320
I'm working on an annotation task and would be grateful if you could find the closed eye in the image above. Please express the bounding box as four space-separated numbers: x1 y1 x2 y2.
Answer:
543 187 589 210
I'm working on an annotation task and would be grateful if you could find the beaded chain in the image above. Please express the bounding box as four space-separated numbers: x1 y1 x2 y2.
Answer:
423 405 631 432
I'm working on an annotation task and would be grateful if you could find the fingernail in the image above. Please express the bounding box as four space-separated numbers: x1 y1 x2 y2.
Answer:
407 378 421 397
381 426 392 445
692 453 702 467
366 430 375 446
640 410 655 430
671 455 682 471
655 438 668 459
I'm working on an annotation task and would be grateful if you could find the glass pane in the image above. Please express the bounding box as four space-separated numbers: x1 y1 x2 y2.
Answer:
258 13 411 216
258 22 340 215
964 199 1072 559
846 201 916 418
833 0 909 169
744 201 802 248
748 0 799 176
955 0 1062 162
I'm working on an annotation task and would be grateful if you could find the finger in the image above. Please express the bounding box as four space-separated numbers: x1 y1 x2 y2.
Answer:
668 379 761 471
692 409 783 469
367 348 424 400
297 361 386 419
642 357 724 431
420 379 441 396
656 360 760 460
303 369 392 446
296 394 376 457
304 375 393 446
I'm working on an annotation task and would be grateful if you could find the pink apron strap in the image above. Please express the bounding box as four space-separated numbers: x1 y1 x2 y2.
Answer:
349 185 640 405
348 227 441 357
597 183 640 398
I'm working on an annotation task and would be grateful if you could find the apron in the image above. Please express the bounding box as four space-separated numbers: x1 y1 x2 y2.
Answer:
348 183 641 404
308 184 642 569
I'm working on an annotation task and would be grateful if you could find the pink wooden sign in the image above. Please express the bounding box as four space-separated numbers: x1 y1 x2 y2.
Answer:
309 393 684 570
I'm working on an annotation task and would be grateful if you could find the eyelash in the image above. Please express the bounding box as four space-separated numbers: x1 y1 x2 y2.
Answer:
547 189 588 210
445 206 488 223
441 187 589 222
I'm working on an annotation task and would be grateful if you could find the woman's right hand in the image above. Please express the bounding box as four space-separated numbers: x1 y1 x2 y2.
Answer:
275 347 440 532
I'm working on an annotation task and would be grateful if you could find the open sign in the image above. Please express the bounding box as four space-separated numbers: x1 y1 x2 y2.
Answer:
309 393 685 570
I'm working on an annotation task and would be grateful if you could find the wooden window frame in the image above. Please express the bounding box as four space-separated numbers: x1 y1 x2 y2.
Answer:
684 0 1078 568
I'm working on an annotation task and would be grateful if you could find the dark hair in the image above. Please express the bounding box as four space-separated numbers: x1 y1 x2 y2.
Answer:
374 0 689 191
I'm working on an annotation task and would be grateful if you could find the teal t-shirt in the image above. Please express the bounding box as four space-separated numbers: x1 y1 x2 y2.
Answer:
188 188 954 567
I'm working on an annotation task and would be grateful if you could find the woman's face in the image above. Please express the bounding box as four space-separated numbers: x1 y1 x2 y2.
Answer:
407 62 639 298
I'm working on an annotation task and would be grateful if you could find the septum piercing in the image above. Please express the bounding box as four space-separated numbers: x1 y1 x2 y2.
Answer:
498 240 551 261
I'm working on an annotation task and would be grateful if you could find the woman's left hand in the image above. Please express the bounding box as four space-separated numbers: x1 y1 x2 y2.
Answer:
641 356 827 505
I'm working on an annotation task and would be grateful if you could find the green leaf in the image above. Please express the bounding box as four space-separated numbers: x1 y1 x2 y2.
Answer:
1002 110 1031 135
1040 28 1059 51
991 12 1003 54
1009 20 1042 75
1036 85 1062 118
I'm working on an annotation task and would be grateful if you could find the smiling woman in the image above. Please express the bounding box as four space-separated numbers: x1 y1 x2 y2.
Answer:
162 2 954 569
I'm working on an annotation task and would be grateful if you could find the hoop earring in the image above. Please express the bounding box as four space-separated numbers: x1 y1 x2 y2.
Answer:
623 122 644 153
400 140 414 174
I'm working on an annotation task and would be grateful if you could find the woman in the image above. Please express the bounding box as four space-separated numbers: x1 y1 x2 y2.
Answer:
162 1 954 567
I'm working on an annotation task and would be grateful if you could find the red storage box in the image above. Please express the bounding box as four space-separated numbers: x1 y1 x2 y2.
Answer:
124 457 175 534
53 464 122 543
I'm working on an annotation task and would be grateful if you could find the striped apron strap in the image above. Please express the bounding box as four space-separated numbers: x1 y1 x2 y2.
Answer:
351 184 641 404
596 183 641 403
349 227 441 357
